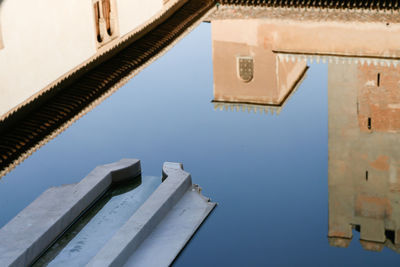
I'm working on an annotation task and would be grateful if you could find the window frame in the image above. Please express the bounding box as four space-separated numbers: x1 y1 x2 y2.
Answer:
93 0 118 48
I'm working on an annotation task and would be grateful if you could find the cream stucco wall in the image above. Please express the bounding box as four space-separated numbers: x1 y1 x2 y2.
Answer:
0 0 166 119
117 0 163 36
0 0 97 118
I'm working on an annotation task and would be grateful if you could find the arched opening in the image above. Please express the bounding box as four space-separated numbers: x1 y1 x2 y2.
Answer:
102 0 112 36
93 0 118 48
94 1 102 43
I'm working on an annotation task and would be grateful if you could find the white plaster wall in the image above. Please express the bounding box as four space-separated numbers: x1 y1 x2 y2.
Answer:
0 0 97 117
212 19 258 46
117 0 163 36
0 0 165 118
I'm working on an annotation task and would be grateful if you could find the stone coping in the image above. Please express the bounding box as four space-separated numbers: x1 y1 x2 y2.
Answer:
0 158 141 267
0 160 216 266
87 162 216 267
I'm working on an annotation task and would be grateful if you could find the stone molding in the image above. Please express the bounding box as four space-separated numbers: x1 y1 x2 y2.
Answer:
0 160 216 266
0 158 141 267
87 162 216 267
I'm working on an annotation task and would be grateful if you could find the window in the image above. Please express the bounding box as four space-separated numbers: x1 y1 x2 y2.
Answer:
237 56 254 83
377 73 381 87
102 0 112 36
93 0 118 48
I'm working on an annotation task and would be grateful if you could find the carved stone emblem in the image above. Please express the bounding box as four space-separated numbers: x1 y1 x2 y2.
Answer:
237 56 254 82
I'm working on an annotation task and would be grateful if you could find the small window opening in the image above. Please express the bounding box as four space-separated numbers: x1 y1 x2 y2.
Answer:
377 73 381 87
94 2 102 43
368 117 372 130
353 224 361 232
93 0 117 48
385 230 395 243
356 101 359 114
102 0 112 36
365 171 368 181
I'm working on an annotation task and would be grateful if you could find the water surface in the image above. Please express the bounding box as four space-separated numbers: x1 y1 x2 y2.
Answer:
34 176 160 266
0 22 399 266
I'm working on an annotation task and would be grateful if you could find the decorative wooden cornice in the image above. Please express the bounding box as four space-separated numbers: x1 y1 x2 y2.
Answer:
0 0 216 178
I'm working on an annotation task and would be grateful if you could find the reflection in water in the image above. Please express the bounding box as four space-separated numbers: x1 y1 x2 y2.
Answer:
0 0 214 178
328 61 400 253
210 17 400 254
211 19 308 115
1 3 400 265
210 6 400 59
34 176 160 266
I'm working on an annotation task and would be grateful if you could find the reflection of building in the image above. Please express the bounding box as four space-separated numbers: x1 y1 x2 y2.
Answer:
210 7 400 115
209 8 400 252
209 6 400 59
328 62 400 252
211 19 308 112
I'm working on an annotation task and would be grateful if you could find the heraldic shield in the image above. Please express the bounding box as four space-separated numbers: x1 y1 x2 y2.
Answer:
237 56 254 82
